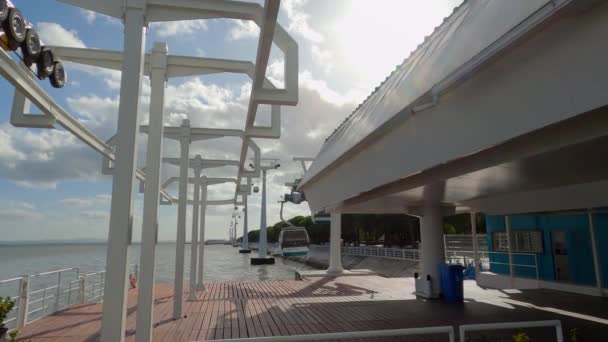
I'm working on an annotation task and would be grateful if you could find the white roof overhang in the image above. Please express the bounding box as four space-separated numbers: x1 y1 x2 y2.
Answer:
300 0 608 214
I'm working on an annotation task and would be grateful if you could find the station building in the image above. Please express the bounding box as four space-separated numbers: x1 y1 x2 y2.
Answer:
298 0 608 298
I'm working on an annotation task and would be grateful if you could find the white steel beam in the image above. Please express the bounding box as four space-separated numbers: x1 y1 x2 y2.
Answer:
101 2 147 341
173 119 190 319
136 42 168 342
188 168 202 301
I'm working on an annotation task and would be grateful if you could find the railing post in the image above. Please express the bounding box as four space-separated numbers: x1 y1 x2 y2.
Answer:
78 276 86 304
54 271 63 312
16 275 29 328
67 282 72 306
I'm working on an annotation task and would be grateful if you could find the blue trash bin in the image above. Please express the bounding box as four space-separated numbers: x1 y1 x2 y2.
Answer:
439 263 464 303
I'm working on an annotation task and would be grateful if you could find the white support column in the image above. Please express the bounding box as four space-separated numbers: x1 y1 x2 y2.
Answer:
188 168 201 301
136 42 168 342
234 218 239 246
174 120 191 320
242 197 249 250
419 205 445 297
258 169 268 258
101 4 146 342
587 210 604 296
327 212 344 274
471 212 480 274
197 179 207 291
505 215 515 287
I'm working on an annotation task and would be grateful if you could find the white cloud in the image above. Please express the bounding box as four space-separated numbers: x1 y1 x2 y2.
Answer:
0 201 41 220
62 194 111 208
61 197 93 207
0 124 103 189
282 0 324 43
311 45 333 73
81 210 109 220
266 60 285 88
299 70 364 106
81 10 97 25
36 22 86 48
228 20 259 41
151 20 208 38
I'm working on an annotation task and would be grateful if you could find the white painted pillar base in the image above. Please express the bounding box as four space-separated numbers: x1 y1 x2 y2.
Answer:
417 205 444 298
327 212 344 274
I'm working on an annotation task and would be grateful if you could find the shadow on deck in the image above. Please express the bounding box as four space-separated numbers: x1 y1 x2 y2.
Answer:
16 277 608 341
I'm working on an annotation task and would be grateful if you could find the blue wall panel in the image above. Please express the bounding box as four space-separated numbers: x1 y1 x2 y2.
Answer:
486 213 607 287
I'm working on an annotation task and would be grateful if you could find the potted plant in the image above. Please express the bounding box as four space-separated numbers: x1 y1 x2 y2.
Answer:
0 297 16 342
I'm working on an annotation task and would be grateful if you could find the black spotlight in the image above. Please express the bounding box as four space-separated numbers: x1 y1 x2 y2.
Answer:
49 61 66 89
21 28 41 66
2 7 26 51
36 47 54 79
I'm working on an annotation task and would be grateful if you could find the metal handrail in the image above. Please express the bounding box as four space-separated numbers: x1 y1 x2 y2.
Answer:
0 264 137 331
0 277 23 284
342 245 421 261
31 267 78 278
459 320 563 342
214 326 455 342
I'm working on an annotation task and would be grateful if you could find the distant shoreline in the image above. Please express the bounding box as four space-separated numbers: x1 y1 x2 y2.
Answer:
0 241 183 247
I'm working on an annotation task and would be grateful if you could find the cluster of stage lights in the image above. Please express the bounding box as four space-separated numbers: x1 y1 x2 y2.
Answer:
0 0 66 88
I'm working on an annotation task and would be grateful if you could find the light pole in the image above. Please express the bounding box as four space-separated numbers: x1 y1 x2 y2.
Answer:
251 160 280 265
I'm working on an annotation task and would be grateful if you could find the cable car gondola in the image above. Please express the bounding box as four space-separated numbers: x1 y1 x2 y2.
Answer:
278 227 310 257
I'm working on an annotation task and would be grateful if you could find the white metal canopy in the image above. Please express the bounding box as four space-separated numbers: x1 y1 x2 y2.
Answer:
1 1 299 341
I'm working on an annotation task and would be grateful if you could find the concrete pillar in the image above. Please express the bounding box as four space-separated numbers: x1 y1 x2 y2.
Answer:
136 42 167 342
471 212 480 274
197 180 207 291
188 169 201 301
418 205 445 297
327 212 344 274
101 4 146 341
173 120 190 320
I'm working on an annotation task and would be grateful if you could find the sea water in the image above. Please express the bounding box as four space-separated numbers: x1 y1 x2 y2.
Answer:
0 243 314 297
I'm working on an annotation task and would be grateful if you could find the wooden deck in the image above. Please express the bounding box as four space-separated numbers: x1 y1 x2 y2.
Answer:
16 276 608 341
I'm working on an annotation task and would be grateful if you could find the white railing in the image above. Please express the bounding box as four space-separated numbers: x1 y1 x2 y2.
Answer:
213 325 455 342
212 320 565 342
459 320 563 342
0 264 138 331
341 246 420 260
444 250 539 280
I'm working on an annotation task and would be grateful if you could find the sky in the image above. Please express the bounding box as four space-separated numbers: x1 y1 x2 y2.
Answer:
0 0 462 242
